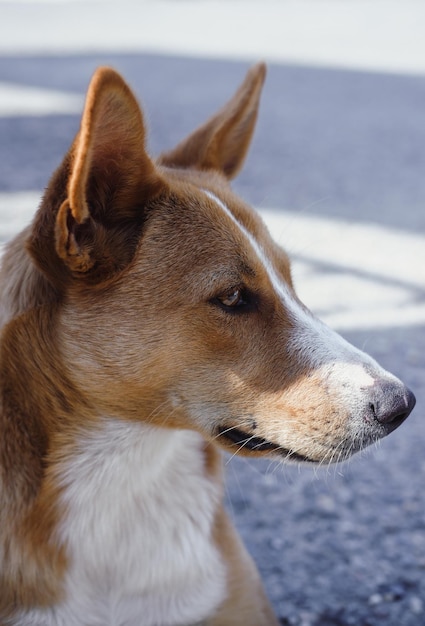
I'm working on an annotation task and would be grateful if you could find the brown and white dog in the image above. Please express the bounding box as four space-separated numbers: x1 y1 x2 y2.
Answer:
0 64 415 625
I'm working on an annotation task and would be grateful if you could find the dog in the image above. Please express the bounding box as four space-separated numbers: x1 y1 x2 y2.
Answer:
0 63 415 626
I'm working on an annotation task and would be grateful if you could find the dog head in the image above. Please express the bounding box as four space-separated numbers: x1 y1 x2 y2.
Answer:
26 64 415 463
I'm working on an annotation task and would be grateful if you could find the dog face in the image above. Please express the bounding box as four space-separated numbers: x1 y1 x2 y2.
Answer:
27 64 415 464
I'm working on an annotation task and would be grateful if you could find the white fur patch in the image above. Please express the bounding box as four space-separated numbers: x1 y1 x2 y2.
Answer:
13 421 226 626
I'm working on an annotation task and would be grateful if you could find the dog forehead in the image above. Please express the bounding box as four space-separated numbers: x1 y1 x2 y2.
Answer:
159 169 263 236
197 187 291 279
145 184 259 263
134 179 294 311
173 182 274 255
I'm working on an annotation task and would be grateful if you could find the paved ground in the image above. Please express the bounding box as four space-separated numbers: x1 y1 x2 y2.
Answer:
1 2 425 624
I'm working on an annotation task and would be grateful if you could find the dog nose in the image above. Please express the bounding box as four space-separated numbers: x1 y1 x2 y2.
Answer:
368 381 416 432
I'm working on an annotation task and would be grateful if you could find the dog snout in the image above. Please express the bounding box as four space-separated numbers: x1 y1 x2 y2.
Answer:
366 380 416 433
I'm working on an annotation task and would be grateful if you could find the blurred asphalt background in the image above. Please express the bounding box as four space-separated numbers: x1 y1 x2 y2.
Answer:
1 2 425 624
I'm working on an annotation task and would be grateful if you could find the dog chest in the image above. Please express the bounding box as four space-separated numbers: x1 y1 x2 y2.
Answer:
16 421 226 626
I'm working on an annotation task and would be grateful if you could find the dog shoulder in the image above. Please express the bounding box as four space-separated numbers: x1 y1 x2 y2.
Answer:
0 227 58 328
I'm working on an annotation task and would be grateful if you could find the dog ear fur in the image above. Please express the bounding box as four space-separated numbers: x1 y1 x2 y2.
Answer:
29 64 265 288
53 67 165 279
159 63 266 179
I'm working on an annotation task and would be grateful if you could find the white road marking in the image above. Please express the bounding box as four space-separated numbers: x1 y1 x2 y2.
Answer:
1 191 423 332
262 209 425 331
0 83 83 116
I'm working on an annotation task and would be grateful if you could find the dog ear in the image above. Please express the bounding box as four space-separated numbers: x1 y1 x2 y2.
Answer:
159 63 266 179
51 67 165 280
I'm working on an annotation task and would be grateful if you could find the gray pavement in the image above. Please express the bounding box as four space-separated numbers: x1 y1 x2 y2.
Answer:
1 4 425 624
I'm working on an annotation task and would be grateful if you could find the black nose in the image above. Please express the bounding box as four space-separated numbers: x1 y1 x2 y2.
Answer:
369 382 416 433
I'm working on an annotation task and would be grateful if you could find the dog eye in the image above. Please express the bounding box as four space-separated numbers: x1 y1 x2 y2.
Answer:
214 287 250 311
220 289 243 307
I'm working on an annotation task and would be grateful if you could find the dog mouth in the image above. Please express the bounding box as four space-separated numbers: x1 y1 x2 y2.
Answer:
216 425 312 462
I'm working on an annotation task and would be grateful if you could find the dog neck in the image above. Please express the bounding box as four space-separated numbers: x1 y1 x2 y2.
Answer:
0 306 226 622
53 419 226 626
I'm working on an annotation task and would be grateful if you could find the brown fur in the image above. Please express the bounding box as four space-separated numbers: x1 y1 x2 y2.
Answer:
0 62 413 624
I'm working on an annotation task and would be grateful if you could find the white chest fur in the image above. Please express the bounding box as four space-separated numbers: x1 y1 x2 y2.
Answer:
15 421 226 626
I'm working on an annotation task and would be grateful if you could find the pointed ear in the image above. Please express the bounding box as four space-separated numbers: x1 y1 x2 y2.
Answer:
54 67 165 278
159 63 266 179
